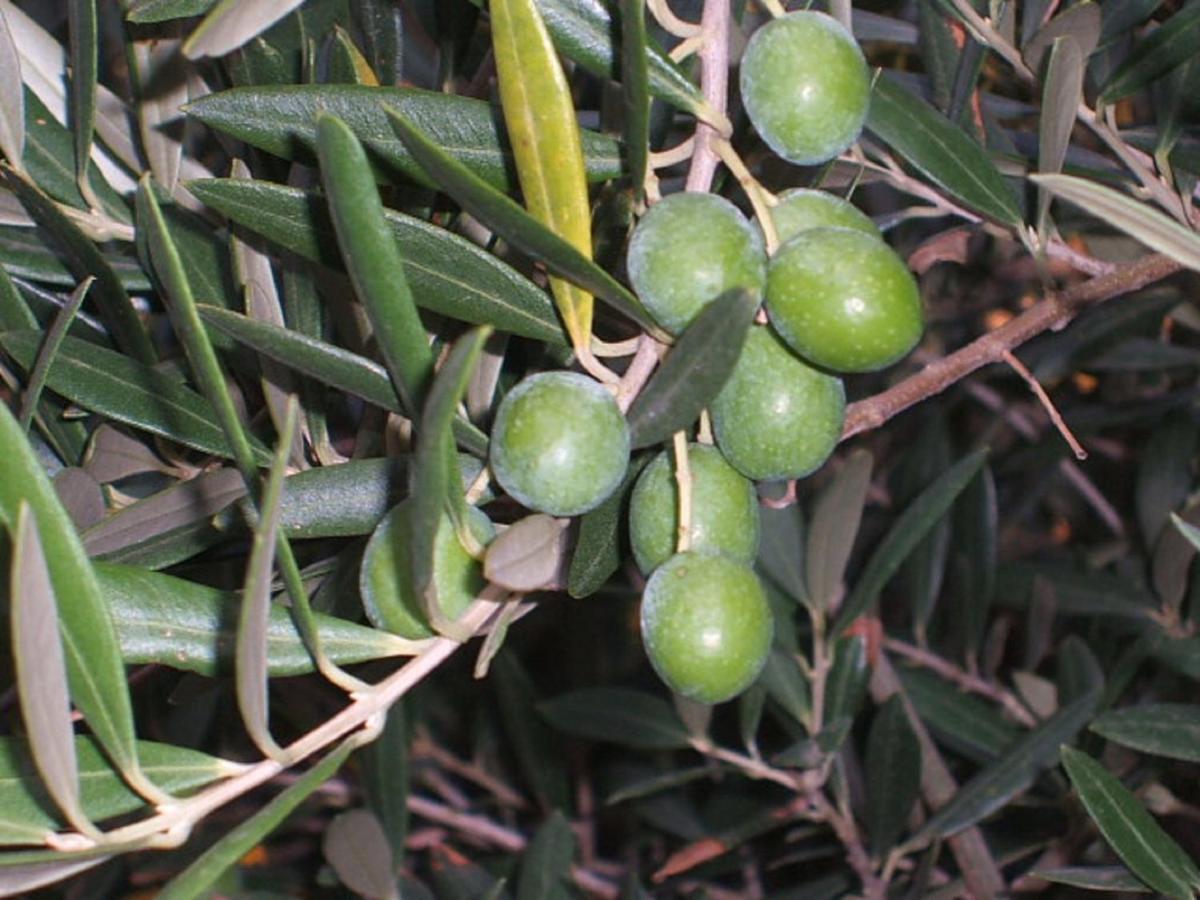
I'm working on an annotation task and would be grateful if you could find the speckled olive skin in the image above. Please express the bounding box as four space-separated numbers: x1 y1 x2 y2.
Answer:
740 11 870 165
627 192 766 334
641 552 773 704
711 326 845 482
771 188 880 245
489 371 630 516
766 227 923 373
360 499 494 640
628 444 760 575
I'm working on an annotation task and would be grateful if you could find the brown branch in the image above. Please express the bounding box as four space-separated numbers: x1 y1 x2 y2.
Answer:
842 253 1183 440
684 0 730 194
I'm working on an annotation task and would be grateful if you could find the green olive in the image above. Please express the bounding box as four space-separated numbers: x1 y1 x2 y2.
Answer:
770 188 880 245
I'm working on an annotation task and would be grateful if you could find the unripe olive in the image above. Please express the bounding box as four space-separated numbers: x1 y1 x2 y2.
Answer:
628 443 760 575
627 192 766 334
489 371 630 517
739 11 870 165
711 326 845 482
766 227 923 373
641 551 773 704
360 499 494 640
771 188 880 245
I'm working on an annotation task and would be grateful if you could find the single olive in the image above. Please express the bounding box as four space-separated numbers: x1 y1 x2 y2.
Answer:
489 371 630 516
360 499 494 640
766 226 923 373
641 551 773 704
627 192 766 334
629 443 760 575
770 188 881 245
711 326 845 482
739 11 870 165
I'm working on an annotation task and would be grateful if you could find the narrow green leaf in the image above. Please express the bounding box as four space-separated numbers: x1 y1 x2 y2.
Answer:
67 0 97 190
0 857 108 893
1090 704 1200 763
158 740 354 899
15 276 92 430
127 0 218 23
1031 174 1200 271
805 449 873 613
484 514 570 593
866 75 1022 227
619 0 650 199
1137 412 1197 547
1099 2 1200 103
323 810 398 900
358 705 410 861
825 634 870 726
835 448 988 632
898 665 1020 763
0 224 149 292
1022 1 1101 71
1061 746 1200 898
182 0 306 59
953 463 998 659
0 402 155 803
1029 865 1152 892
9 504 98 839
567 455 649 598
911 689 1099 844
411 327 490 636
627 288 757 448
0 5 24 169
236 400 298 762
492 0 595 352
186 178 565 345
316 114 433 414
0 330 272 464
517 811 575 900
385 105 663 338
492 652 571 810
96 562 424 676
865 695 922 855
759 647 810 726
2 167 155 365
1037 37 1085 238
538 687 690 749
756 501 808 607
184 84 622 192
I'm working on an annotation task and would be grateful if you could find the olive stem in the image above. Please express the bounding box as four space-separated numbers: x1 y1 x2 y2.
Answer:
647 0 702 37
714 138 780 253
1001 349 1088 460
684 0 731 194
672 430 693 553
697 409 714 444
759 0 787 18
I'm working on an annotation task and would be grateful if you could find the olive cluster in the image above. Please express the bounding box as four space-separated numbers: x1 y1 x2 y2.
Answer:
361 12 924 705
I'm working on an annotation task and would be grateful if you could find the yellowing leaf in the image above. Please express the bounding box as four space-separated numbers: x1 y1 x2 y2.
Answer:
491 0 593 352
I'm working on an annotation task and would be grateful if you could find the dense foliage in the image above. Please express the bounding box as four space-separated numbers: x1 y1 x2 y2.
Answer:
0 0 1197 897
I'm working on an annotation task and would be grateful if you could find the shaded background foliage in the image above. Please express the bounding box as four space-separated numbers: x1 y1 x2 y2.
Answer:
0 0 1196 897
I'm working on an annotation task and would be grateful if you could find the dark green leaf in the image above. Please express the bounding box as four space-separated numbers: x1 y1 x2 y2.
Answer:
759 647 810 726
517 811 575 900
187 178 565 344
0 737 234 845
1029 866 1151 892
67 0 97 187
627 288 756 448
492 652 571 810
126 0 219 23
1023 2 1101 71
835 448 988 632
0 225 149 292
757 499 808 607
386 105 663 337
911 689 1099 844
1056 634 1105 707
316 113 433 414
359 705 410 860
1037 37 1086 237
567 455 648 598
538 687 690 749
1061 746 1200 898
824 635 870 727
619 0 650 199
97 562 422 676
157 740 354 899
1136 411 1196 547
806 450 872 614
866 695 921 855
866 75 1022 227
898 665 1020 763
953 462 997 659
1099 2 1200 103
0 330 272 464
2 167 154 365
1090 704 1200 763
185 84 622 192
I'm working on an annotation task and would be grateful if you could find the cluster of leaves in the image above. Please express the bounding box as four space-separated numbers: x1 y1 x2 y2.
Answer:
0 0 1197 897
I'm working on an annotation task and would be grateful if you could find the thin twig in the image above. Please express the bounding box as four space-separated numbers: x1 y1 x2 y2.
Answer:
1001 350 1087 460
884 637 1038 728
842 253 1183 440
685 0 732 193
